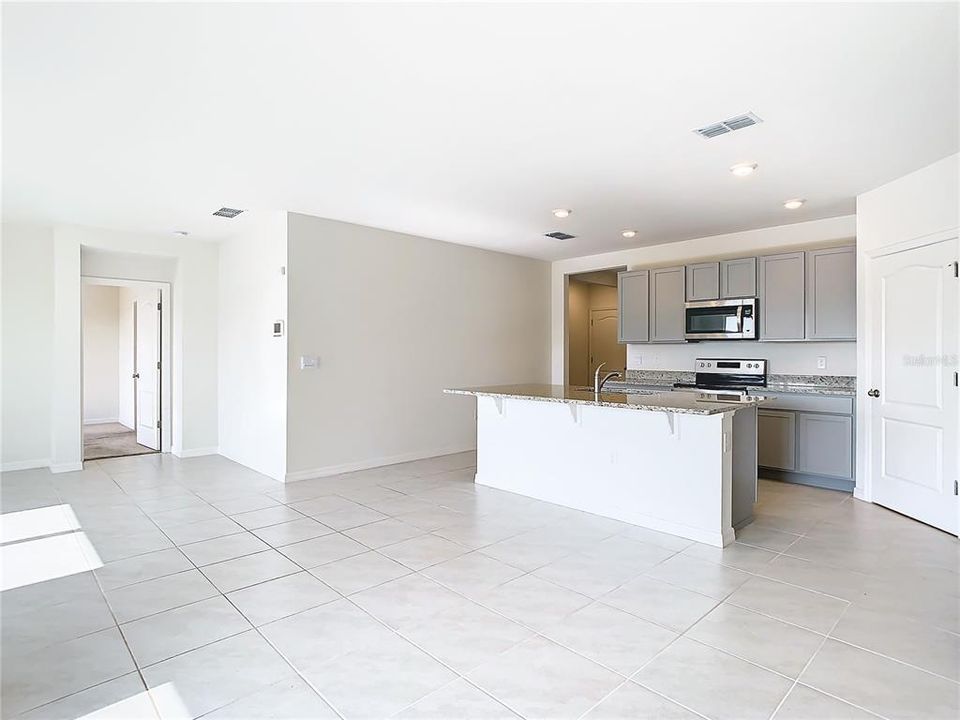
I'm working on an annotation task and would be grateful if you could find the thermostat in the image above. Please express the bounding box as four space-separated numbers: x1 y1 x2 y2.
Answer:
272 320 284 337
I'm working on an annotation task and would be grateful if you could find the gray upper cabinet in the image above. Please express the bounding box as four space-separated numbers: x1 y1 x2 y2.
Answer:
685 262 720 301
617 270 649 343
759 252 805 340
720 257 757 298
650 266 686 343
796 412 853 479
806 246 856 340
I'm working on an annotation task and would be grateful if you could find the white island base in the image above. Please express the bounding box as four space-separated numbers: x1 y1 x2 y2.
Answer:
470 394 757 548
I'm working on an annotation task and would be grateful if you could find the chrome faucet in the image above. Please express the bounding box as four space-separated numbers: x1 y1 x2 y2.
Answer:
593 363 622 394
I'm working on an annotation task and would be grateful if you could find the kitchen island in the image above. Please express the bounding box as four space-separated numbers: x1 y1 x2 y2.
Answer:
445 384 762 547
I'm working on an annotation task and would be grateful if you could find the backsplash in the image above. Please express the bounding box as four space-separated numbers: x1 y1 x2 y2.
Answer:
625 340 857 376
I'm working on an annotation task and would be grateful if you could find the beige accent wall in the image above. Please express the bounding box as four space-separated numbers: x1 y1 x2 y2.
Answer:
567 280 590 386
285 212 550 479
566 280 624 386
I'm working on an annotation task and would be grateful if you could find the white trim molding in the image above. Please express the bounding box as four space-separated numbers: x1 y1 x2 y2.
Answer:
1 458 51 472
285 445 475 483
50 461 84 474
173 446 219 459
83 418 120 426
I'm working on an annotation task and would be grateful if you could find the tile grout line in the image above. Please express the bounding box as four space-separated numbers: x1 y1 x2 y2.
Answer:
765 603 854 720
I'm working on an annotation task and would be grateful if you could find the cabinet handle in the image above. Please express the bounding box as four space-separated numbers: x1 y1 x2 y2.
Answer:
867 388 880 398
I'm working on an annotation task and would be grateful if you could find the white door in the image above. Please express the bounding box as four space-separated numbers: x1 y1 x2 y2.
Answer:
868 238 958 533
134 291 161 450
589 309 626 376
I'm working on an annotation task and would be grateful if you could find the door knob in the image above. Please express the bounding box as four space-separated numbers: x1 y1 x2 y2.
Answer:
867 388 880 398
132 373 140 379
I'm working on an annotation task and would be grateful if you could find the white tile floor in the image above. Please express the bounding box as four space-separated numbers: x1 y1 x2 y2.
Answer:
1 452 958 719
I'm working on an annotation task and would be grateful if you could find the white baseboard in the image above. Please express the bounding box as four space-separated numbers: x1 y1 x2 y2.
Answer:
285 445 475 484
174 446 219 459
50 462 84 474
83 418 119 426
1 458 51 472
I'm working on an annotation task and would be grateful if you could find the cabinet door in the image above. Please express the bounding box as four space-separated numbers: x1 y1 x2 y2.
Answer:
797 413 853 479
685 262 720 301
650 266 686 343
806 246 856 340
720 257 757 298
759 252 805 340
617 270 649 343
758 410 796 470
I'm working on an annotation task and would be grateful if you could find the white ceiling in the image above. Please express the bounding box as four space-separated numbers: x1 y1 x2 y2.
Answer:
2 2 957 260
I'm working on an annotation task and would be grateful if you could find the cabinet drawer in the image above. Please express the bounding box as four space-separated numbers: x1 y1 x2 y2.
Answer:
758 393 853 415
797 413 853 479
758 410 796 471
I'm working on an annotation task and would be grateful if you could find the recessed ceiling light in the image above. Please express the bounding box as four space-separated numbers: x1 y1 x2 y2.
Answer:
783 198 806 209
552 208 572 219
621 230 637 239
730 162 758 177
173 230 189 236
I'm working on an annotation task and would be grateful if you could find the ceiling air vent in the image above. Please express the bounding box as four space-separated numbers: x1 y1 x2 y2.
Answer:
693 112 763 140
545 231 576 241
212 207 244 218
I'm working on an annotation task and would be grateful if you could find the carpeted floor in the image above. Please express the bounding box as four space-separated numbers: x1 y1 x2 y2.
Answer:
83 422 157 460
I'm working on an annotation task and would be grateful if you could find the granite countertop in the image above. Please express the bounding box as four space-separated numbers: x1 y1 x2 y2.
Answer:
444 384 763 416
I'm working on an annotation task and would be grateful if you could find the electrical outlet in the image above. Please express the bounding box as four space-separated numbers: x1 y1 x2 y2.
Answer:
816 356 827 370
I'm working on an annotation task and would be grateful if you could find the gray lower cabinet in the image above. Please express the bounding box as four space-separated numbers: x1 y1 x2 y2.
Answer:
759 252 805 340
757 410 796 471
617 269 649 343
720 257 757 298
685 262 720 301
796 412 853 479
806 246 856 340
650 266 686 342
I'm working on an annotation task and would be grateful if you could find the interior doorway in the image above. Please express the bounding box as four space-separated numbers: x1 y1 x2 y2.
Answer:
566 268 627 386
81 278 168 461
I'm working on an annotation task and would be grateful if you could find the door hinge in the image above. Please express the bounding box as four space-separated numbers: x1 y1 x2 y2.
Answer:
157 302 162 310
955 371 958 388
156 420 161 429
954 479 958 496
156 361 161 370
952 260 958 278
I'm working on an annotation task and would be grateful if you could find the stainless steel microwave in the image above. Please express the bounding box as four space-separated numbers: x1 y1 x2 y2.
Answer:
684 297 757 340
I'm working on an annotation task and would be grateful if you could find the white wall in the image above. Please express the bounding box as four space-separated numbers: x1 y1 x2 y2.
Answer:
82 284 120 423
0 223 220 471
854 153 959 501
285 212 550 480
117 287 135 428
217 212 288 481
856 154 959 254
1 224 55 470
552 215 859 382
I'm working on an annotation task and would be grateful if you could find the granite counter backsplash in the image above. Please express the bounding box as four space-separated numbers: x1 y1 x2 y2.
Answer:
622 369 855 396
